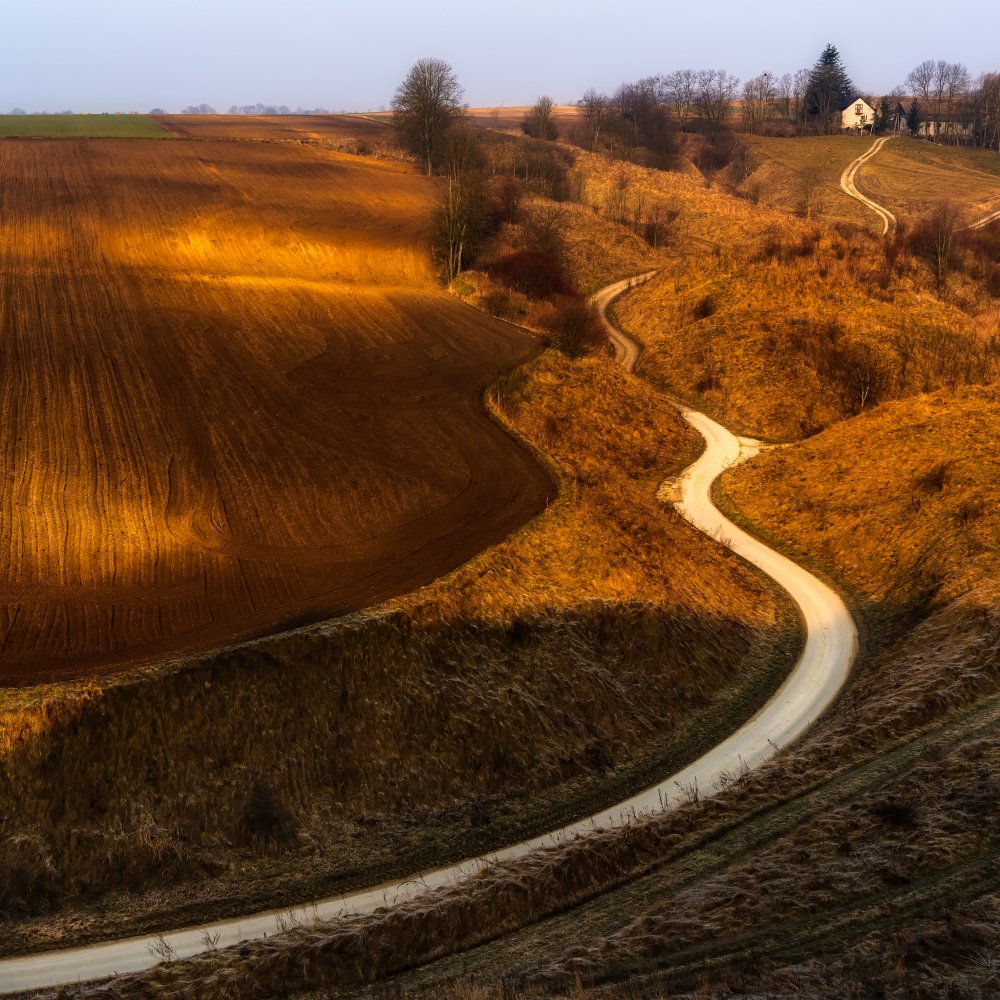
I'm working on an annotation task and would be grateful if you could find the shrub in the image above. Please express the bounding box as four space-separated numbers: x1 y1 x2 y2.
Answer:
544 295 607 358
480 287 522 322
914 461 952 495
238 780 295 849
487 249 570 299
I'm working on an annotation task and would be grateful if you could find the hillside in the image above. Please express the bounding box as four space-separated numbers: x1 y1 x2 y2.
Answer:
613 217 997 439
744 133 875 226
0 137 549 684
61 388 1000 1000
859 137 1000 223
723 385 1000 632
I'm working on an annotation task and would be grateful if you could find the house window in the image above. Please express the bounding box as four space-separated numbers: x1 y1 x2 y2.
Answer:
855 103 863 116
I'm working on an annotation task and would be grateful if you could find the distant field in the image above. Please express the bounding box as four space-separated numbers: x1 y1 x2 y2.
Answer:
0 114 168 138
154 113 392 143
858 137 1000 222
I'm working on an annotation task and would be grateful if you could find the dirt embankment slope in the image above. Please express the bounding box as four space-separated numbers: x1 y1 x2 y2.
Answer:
0 138 549 684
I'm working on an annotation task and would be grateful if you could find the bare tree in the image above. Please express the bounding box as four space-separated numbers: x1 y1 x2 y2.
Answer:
523 95 559 140
392 57 466 176
800 163 825 219
613 77 660 147
579 88 611 149
432 128 486 280
776 72 794 120
906 60 937 104
742 71 777 134
977 73 1000 151
664 69 699 130
695 70 740 135
926 200 962 288
792 68 811 124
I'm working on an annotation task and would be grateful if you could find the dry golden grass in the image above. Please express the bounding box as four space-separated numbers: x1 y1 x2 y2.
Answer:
743 134 876 226
724 385 1000 616
0 347 795 951
860 137 1000 223
67 579 1000 999
614 223 997 439
0 137 549 684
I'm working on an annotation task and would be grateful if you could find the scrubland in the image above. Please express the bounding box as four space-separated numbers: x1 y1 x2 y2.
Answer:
616 209 1000 439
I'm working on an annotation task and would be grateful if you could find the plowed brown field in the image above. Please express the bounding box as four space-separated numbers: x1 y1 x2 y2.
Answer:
0 138 548 685
154 113 392 143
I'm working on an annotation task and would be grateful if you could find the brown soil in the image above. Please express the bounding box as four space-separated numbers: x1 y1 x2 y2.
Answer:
0 137 549 685
153 113 393 143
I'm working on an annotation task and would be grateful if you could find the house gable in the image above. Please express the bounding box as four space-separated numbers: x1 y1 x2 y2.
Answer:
841 97 876 130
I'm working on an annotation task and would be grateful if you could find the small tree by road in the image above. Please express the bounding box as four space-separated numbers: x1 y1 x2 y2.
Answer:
392 58 465 176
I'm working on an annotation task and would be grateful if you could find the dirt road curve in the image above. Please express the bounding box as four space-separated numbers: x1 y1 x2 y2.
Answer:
840 136 896 235
0 278 858 995
958 205 1000 232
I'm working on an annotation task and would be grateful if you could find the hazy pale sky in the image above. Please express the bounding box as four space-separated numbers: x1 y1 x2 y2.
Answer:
3 0 997 113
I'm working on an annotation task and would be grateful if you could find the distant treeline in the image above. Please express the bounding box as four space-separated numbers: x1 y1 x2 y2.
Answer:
560 48 999 153
171 104 334 116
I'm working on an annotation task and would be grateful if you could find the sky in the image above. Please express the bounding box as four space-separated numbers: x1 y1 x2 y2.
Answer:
2 0 997 113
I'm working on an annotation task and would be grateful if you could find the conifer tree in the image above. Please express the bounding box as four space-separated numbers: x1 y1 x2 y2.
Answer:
805 44 855 132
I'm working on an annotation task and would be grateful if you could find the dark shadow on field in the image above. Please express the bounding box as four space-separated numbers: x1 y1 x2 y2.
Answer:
0 601 798 943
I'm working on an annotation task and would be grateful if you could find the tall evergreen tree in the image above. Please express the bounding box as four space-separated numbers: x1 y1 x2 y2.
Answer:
876 95 892 134
907 99 922 136
804 44 855 133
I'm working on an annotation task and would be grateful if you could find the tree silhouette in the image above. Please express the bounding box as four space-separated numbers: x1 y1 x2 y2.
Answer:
805 44 854 132
391 58 465 176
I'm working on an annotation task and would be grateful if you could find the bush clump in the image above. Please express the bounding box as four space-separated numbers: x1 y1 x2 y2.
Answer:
487 249 570 299
544 294 607 359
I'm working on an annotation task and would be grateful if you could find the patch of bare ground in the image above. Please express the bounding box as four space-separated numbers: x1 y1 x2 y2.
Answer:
153 113 394 145
0 347 797 957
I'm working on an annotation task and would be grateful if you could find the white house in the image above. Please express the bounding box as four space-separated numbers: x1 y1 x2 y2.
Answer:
841 98 876 131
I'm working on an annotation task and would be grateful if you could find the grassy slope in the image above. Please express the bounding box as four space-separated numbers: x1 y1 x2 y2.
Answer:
860 137 1000 223
610 173 997 440
744 134 875 227
0 114 168 138
724 386 1000 632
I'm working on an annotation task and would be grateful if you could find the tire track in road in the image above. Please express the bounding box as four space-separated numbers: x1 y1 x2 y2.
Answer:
840 136 896 235
0 276 858 995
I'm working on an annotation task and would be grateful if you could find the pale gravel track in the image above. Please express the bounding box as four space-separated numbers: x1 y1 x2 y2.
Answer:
0 277 858 995
958 205 1000 232
840 136 896 235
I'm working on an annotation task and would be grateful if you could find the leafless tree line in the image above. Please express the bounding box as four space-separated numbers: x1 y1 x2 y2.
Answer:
899 61 999 148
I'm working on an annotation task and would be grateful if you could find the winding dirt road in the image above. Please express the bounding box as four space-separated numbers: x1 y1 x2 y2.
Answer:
958 205 1000 232
840 136 896 235
0 278 858 995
